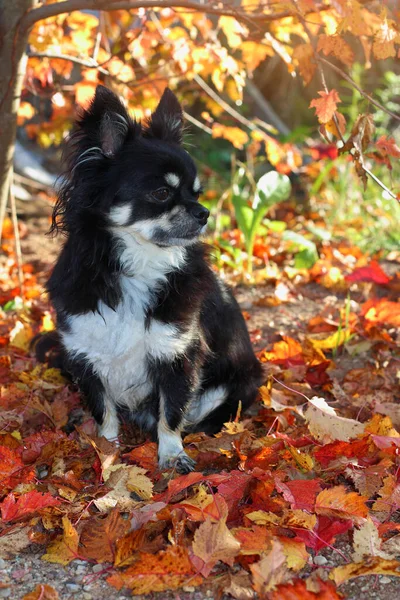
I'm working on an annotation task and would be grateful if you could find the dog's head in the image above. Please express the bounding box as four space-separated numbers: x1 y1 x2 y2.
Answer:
56 86 209 246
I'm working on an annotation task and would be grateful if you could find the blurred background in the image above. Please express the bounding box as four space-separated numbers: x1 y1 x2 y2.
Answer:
3 0 400 283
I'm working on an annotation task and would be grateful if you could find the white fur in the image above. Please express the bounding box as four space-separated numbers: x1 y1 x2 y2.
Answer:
165 173 181 188
193 176 201 193
185 385 227 424
109 204 132 226
62 233 190 419
157 393 185 466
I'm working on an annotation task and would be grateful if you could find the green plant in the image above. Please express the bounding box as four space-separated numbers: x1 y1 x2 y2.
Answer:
231 168 291 273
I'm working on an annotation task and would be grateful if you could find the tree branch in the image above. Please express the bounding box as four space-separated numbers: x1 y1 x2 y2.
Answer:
20 0 329 32
318 57 400 125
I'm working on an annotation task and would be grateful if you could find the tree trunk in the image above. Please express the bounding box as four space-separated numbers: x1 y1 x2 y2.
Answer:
0 0 37 231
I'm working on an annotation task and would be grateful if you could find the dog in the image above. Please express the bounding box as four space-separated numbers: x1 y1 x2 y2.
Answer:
45 85 263 472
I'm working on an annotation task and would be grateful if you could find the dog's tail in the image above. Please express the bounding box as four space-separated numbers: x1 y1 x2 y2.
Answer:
31 330 66 371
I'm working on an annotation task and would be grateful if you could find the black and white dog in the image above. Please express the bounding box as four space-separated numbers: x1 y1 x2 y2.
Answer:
46 85 263 472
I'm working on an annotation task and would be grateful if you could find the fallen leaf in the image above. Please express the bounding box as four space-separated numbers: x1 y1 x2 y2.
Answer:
315 486 368 524
1 491 60 523
41 516 79 565
191 516 241 577
304 397 365 443
269 578 342 599
107 546 202 594
250 539 291 594
330 557 400 586
80 508 130 563
352 518 392 561
345 261 390 284
22 584 59 600
0 525 31 558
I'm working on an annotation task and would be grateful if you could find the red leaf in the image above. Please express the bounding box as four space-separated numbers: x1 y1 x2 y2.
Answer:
123 442 158 471
0 446 34 489
1 491 60 523
155 471 205 502
345 261 390 284
295 516 353 551
275 479 322 512
376 135 400 158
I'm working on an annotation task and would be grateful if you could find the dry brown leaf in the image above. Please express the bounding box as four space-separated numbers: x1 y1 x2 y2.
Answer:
191 516 241 577
250 539 291 594
352 518 392 561
0 525 30 558
94 464 153 512
22 585 59 600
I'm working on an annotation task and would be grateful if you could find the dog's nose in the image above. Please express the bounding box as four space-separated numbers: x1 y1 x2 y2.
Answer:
191 204 210 226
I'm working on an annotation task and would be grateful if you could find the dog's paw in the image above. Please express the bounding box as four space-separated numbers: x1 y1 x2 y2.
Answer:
159 452 196 474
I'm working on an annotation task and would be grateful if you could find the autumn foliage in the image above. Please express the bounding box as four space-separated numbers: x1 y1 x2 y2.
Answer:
0 0 400 598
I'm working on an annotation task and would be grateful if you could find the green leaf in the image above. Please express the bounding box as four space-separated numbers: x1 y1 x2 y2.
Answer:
253 171 291 211
294 248 318 269
283 230 319 268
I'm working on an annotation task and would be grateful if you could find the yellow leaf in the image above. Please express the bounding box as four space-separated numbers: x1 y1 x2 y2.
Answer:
219 16 247 49
330 558 400 586
212 124 249 149
281 509 317 531
308 328 352 350
293 43 316 85
287 446 314 471
245 511 280 526
42 516 79 565
9 320 33 352
241 41 272 72
18 102 36 125
279 537 309 571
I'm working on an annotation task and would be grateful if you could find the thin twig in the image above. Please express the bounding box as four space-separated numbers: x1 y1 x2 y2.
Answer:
9 169 24 295
318 56 400 125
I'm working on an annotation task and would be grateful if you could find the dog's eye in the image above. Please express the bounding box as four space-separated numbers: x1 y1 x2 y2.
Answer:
151 187 170 202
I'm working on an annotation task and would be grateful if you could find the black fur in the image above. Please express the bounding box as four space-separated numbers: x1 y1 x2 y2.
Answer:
43 85 263 472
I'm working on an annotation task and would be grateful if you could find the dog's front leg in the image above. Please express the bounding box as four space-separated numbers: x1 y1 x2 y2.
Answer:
155 359 196 473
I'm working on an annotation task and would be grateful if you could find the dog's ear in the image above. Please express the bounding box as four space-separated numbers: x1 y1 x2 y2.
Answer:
144 88 183 144
79 86 133 157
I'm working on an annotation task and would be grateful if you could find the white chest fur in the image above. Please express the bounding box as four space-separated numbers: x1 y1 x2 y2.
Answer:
61 232 192 408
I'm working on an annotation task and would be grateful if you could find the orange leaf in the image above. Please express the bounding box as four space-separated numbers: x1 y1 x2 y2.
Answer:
310 90 341 124
317 34 354 67
260 336 303 366
124 442 158 471
22 584 59 600
293 43 316 85
362 299 400 328
107 546 202 594
315 486 368 524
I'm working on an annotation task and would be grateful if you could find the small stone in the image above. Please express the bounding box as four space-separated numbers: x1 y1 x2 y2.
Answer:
314 555 328 566
92 564 104 573
0 559 6 569
83 585 92 592
380 576 391 584
75 566 86 575
73 560 87 566
0 589 11 599
65 583 80 593
82 594 92 600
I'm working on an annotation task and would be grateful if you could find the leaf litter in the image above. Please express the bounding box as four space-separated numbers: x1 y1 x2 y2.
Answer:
0 217 399 599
